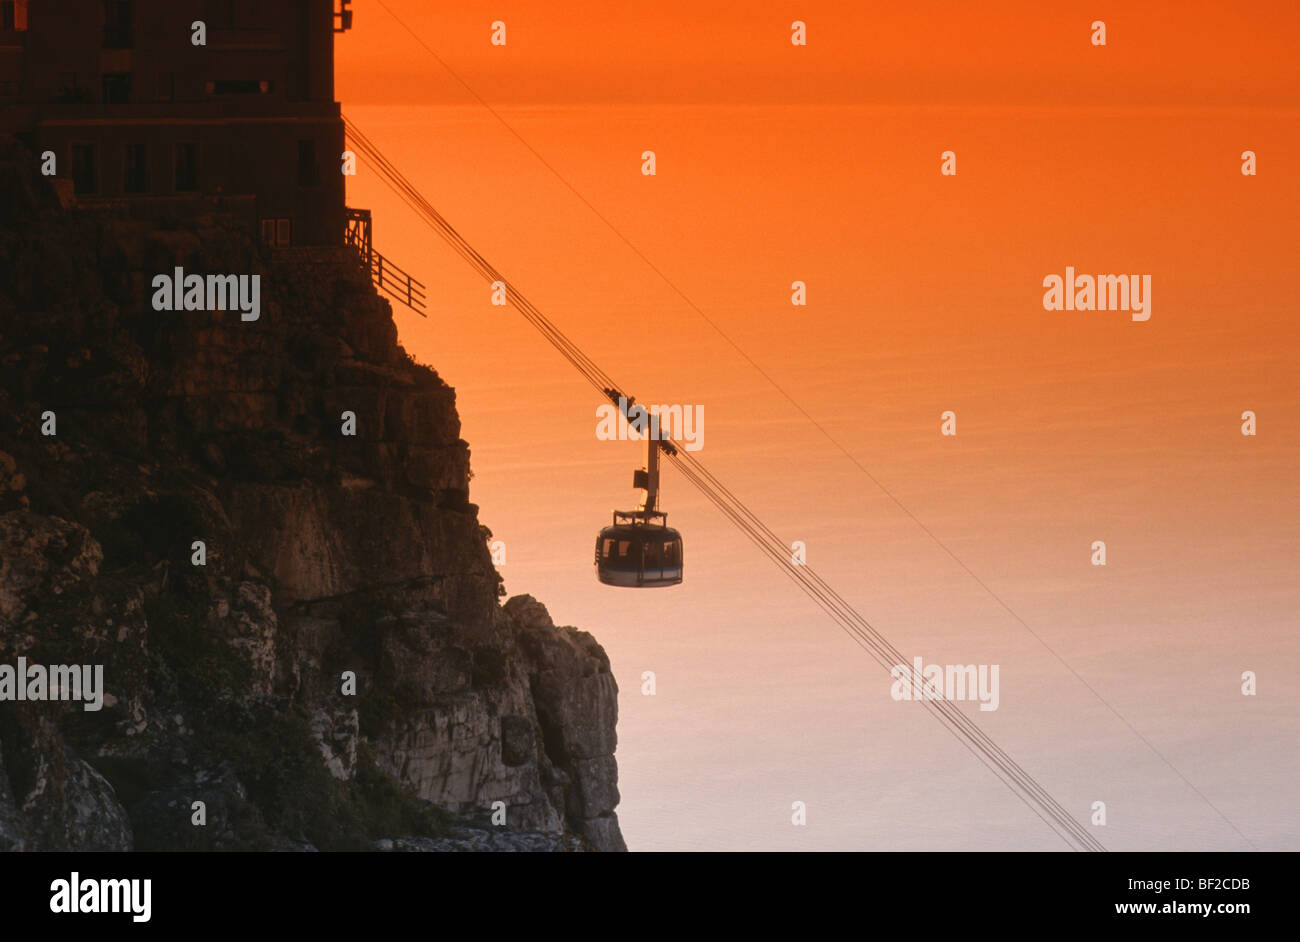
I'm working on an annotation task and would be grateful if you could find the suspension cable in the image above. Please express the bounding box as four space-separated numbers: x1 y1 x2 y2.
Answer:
342 115 1105 852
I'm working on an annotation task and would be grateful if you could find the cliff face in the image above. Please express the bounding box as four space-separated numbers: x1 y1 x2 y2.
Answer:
0 140 624 851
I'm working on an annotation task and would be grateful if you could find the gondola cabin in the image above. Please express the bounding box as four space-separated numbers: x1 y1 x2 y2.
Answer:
595 510 683 588
595 390 684 587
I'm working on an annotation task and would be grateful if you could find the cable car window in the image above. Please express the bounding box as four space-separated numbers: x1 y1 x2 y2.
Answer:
602 539 614 558
618 541 631 558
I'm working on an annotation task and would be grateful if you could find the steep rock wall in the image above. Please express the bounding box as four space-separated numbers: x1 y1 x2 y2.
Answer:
0 139 624 851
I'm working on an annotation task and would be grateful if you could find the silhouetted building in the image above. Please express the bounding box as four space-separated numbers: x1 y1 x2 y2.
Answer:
0 0 351 246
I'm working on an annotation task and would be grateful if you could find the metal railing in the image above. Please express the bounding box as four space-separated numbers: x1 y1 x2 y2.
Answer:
345 207 427 316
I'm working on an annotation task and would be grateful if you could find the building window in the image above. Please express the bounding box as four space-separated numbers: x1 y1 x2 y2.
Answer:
208 0 236 29
71 144 97 195
56 72 89 104
173 142 198 192
260 218 291 247
124 143 148 194
208 79 272 95
2 1 30 31
297 139 319 187
102 0 133 48
102 72 132 104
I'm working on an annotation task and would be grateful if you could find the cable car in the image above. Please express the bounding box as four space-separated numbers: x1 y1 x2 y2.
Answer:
595 510 683 587
595 391 683 587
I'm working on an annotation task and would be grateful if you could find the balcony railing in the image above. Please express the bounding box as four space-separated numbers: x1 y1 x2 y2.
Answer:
345 208 426 316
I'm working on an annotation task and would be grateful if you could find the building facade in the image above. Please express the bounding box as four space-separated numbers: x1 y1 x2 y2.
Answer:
0 0 350 246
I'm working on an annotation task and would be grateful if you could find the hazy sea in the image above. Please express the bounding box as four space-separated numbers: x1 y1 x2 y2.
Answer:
344 103 1300 850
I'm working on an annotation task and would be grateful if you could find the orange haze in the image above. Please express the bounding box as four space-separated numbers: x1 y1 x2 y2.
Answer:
334 2 1300 850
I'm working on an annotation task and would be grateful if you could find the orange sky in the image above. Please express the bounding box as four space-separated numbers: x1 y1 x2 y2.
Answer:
333 2 1300 850
340 1 1300 107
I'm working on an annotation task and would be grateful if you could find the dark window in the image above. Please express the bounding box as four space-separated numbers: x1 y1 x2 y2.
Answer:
102 72 132 104
56 72 89 104
102 0 132 47
260 218 291 247
173 143 198 191
208 0 236 29
124 143 147 193
210 79 269 95
297 139 318 187
71 144 97 195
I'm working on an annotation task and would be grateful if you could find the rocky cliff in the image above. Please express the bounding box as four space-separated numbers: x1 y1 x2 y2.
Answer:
0 139 624 851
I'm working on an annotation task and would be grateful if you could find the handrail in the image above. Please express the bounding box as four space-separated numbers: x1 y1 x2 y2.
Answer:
344 210 426 316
